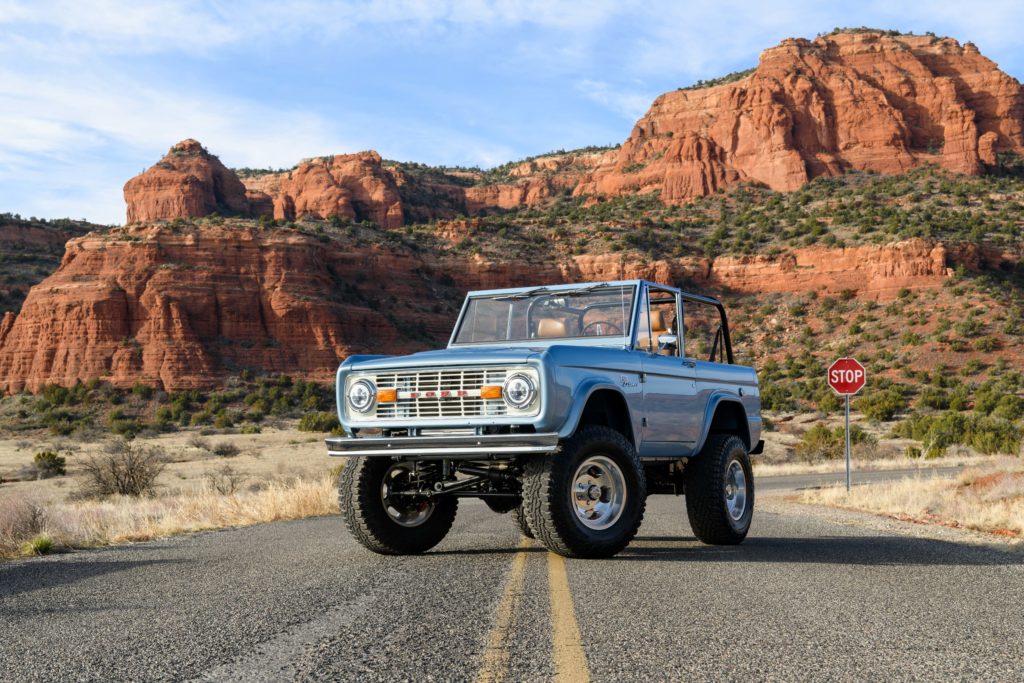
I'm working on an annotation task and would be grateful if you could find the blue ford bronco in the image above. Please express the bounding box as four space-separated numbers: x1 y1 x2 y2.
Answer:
327 280 762 558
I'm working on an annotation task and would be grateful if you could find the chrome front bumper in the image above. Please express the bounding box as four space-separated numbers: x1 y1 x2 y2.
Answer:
325 432 561 458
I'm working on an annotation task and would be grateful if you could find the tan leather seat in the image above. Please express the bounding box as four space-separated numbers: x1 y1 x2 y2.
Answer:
650 310 667 349
537 318 567 338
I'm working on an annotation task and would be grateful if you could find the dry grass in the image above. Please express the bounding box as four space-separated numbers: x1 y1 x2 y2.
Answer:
0 475 337 559
800 460 1024 539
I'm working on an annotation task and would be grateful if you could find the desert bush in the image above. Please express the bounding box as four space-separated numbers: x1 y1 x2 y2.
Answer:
893 410 1021 457
32 451 66 479
918 387 949 410
80 439 167 497
187 434 211 451
854 388 907 421
794 424 875 462
298 411 341 433
239 424 261 435
131 382 154 400
211 442 240 458
0 497 47 557
205 465 244 495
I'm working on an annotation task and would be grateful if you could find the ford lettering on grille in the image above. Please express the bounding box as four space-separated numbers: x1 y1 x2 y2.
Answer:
373 368 510 419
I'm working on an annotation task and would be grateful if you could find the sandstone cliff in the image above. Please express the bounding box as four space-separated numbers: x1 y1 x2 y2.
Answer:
575 31 1024 202
0 220 1005 392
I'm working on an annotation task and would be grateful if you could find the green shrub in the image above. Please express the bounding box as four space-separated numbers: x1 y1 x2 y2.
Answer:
854 388 907 421
239 424 261 434
794 423 875 462
32 451 66 479
918 387 949 410
19 534 54 556
992 395 1024 421
131 382 154 400
298 411 341 433
892 410 1021 457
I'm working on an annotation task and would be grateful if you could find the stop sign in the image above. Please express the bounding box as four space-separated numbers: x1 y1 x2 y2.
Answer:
828 358 866 395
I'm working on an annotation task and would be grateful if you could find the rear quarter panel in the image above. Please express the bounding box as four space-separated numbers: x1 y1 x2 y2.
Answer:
693 360 762 452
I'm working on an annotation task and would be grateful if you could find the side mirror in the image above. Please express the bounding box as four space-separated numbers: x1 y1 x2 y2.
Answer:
657 334 678 353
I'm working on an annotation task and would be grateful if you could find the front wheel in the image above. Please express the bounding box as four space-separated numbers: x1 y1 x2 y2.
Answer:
523 426 646 558
684 434 754 545
338 458 457 555
512 505 534 539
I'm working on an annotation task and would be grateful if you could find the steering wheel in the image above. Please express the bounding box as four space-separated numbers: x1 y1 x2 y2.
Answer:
582 320 623 336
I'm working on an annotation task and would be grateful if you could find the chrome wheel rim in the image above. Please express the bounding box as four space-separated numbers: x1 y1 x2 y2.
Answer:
725 459 747 522
381 464 434 527
570 455 627 530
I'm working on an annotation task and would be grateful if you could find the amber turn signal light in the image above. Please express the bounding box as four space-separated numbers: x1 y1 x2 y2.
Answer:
480 385 502 400
377 388 398 403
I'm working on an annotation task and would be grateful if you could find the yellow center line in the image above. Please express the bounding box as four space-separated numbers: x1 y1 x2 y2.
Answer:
476 538 532 683
547 551 591 683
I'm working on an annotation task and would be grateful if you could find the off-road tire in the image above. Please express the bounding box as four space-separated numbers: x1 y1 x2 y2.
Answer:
684 434 753 545
339 457 457 555
523 426 646 558
512 505 534 539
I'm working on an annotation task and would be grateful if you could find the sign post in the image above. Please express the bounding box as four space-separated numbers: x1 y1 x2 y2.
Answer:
827 358 866 491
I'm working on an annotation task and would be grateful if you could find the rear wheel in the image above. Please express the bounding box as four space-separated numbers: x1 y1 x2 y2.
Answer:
684 435 753 545
339 458 457 555
523 426 646 558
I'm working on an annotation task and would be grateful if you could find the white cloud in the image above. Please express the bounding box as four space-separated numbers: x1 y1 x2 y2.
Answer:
4 0 1024 224
577 79 653 121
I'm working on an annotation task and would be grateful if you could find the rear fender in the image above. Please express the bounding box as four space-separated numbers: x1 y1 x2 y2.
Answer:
695 394 751 453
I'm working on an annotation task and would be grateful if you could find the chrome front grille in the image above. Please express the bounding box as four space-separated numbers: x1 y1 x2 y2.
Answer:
373 368 510 420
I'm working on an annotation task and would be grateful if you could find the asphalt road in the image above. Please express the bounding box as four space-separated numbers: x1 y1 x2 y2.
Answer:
756 466 967 492
1 473 1021 682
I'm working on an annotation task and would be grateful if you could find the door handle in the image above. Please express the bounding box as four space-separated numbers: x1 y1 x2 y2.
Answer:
682 360 696 368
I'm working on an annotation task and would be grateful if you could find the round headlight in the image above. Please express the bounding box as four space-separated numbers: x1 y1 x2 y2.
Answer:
348 379 376 413
503 373 536 409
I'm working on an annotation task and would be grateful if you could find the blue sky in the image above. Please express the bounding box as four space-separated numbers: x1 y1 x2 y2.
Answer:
3 0 1024 225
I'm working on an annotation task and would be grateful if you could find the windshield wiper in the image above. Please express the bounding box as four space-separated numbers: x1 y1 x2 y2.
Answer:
494 286 551 301
562 283 610 297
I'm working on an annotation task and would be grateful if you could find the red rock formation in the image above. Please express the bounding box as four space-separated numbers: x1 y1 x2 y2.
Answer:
0 224 461 392
577 32 1024 202
124 140 256 223
3 220 1003 393
122 33 1024 225
246 152 405 228
0 312 13 347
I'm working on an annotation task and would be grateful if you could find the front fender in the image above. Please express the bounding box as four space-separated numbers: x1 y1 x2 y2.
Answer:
556 379 635 440
695 393 751 453
335 356 392 432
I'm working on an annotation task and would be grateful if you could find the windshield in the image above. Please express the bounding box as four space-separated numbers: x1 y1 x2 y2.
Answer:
452 285 636 345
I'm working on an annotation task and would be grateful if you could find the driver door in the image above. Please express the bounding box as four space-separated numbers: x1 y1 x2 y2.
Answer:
638 285 702 456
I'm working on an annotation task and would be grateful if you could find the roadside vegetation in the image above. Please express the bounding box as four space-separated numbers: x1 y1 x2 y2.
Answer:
0 475 337 559
800 461 1024 539
0 373 338 442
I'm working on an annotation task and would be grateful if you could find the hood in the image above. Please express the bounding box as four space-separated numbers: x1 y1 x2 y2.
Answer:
345 346 542 372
